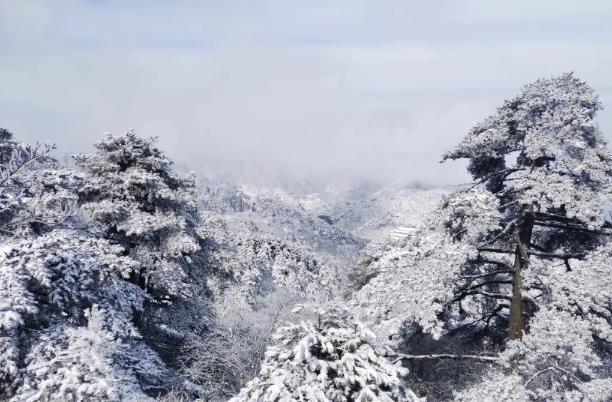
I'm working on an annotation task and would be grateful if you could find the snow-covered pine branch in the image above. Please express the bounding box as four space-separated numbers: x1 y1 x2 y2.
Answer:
230 304 419 402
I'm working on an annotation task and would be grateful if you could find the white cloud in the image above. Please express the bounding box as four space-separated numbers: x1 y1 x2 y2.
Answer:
0 1 611 186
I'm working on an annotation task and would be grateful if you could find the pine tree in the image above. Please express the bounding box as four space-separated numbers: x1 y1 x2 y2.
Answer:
455 242 612 401
71 131 214 389
230 304 416 402
0 128 69 238
14 305 164 402
73 131 204 299
353 74 612 400
0 230 168 400
441 73 612 339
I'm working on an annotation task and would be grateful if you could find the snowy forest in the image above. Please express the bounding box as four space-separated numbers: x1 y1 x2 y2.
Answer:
0 73 610 401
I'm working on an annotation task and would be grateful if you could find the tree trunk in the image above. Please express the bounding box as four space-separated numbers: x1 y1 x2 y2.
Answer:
508 204 534 340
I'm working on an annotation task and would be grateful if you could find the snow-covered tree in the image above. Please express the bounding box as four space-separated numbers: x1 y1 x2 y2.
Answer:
201 212 340 304
69 131 221 395
190 190 352 398
359 74 611 341
73 131 204 299
0 230 169 400
0 128 76 238
352 74 612 400
441 73 612 339
230 304 416 402
0 130 218 400
455 242 612 401
355 221 478 341
14 305 165 402
181 288 303 400
0 128 54 190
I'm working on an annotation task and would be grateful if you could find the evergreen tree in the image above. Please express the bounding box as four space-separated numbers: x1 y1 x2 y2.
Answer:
353 74 612 400
455 242 612 400
0 230 168 400
441 72 612 340
0 128 71 238
73 131 204 299
72 131 215 380
14 305 164 402
0 131 208 399
231 304 416 402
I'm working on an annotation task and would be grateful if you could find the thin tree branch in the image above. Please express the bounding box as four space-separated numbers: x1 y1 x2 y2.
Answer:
535 212 584 225
453 290 512 303
465 280 513 292
524 366 584 388
475 258 514 270
533 220 612 236
485 304 510 327
478 247 585 260
478 219 518 247
529 250 586 259
453 290 535 304
460 269 515 280
464 168 526 191
0 144 54 188
524 367 556 388
392 353 499 365
477 247 519 255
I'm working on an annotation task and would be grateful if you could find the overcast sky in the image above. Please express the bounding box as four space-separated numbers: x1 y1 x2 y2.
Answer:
1 1 611 187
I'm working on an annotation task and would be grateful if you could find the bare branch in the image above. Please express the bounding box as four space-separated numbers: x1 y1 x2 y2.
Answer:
453 290 535 305
465 280 513 292
533 220 612 236
477 247 518 255
453 290 512 303
0 143 54 188
524 366 584 388
478 247 585 260
460 269 515 280
524 367 556 388
391 353 499 365
478 219 518 247
474 257 514 270
465 168 526 192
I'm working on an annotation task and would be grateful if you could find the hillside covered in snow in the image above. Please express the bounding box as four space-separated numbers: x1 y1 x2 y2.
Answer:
1 74 611 402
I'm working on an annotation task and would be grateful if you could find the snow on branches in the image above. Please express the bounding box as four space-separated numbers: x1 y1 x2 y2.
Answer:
14 305 165 402
351 75 612 401
0 230 167 400
440 74 612 400
200 209 343 304
73 131 204 299
0 129 78 238
230 304 417 402
355 226 476 341
443 73 612 228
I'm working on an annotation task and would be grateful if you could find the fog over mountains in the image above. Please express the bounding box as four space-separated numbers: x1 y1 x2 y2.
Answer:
1 2 612 402
2 1 612 186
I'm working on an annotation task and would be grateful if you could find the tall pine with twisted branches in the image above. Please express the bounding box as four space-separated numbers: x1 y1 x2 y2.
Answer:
442 72 612 340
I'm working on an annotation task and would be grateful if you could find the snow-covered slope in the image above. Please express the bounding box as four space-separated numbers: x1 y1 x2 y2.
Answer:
324 184 448 240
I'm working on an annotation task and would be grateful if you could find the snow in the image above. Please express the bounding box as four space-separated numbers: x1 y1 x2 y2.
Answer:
1 73 611 401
